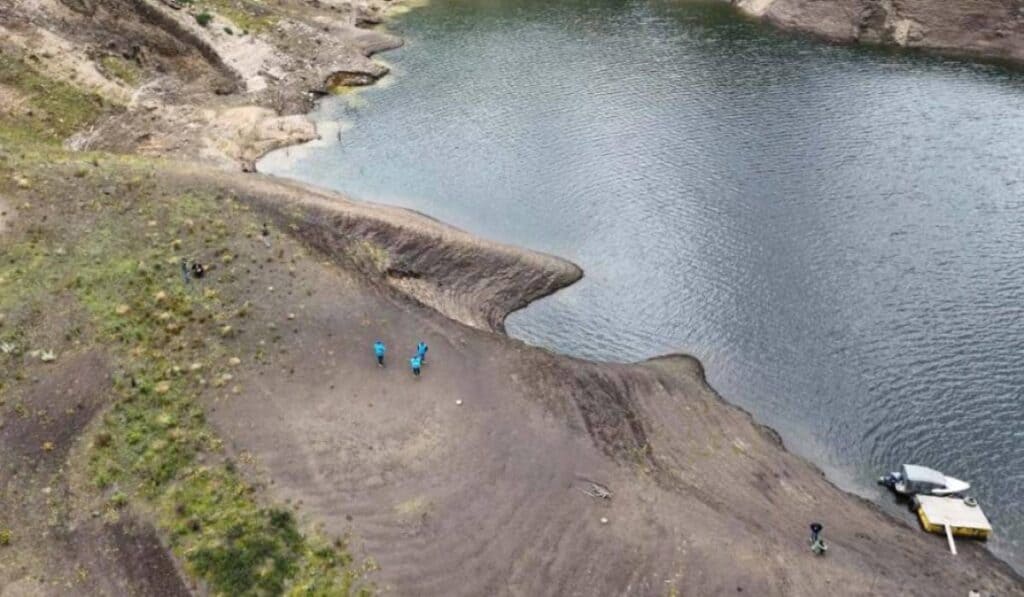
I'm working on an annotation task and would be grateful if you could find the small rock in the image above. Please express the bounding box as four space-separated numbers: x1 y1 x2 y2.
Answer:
220 325 233 337
229 357 241 366
600 517 609 525
190 362 203 371
154 381 171 394
15 177 30 189
40 350 56 363
455 400 463 406
154 290 167 303
42 441 54 452
287 313 295 320
115 304 130 315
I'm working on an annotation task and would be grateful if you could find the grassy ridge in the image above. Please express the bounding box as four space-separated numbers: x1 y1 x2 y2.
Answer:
0 55 110 145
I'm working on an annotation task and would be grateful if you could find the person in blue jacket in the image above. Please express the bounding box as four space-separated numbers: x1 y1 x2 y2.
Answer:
374 340 386 367
410 355 422 377
416 341 428 363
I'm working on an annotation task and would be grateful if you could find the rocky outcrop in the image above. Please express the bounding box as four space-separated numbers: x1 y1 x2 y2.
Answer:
1 0 402 168
733 0 1024 65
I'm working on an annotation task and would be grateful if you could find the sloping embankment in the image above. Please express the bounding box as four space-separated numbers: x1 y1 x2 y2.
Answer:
193 169 583 332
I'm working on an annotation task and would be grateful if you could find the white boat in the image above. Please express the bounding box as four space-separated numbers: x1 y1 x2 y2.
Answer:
878 464 970 496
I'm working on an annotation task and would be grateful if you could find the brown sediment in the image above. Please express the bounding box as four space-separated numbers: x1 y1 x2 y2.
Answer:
191 169 583 332
732 0 1024 66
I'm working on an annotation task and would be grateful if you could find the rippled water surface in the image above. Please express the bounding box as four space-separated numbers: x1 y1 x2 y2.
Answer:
260 0 1024 569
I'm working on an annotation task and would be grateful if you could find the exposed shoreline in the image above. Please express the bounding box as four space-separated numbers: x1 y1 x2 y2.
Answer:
209 169 584 333
2 0 1023 593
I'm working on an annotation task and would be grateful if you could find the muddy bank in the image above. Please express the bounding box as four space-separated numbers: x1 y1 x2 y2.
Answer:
195 170 582 332
202 169 1023 595
733 0 1024 65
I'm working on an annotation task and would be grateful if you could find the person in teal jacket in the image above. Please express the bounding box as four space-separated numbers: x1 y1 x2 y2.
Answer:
374 340 386 367
410 355 422 376
416 341 428 363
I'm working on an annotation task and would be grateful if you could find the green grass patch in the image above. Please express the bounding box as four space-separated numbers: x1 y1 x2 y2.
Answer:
98 55 142 86
197 0 277 33
195 11 214 27
0 54 108 144
0 155 373 596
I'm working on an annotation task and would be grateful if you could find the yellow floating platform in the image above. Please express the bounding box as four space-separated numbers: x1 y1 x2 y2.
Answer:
915 495 992 540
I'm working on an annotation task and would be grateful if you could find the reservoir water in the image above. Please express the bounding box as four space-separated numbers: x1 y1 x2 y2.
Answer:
259 0 1024 570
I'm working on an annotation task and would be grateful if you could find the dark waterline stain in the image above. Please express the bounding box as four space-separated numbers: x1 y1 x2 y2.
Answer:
260 0 1024 571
